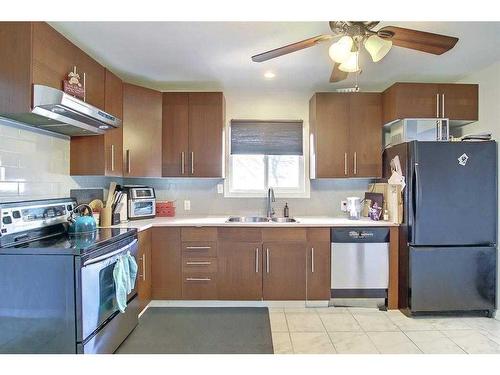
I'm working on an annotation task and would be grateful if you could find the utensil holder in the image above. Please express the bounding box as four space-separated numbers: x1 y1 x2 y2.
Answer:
100 206 112 227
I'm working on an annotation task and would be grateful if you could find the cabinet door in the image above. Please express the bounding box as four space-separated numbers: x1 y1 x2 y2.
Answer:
382 83 439 124
263 242 306 300
137 229 152 311
218 242 262 300
104 69 123 176
151 227 182 299
162 93 189 177
123 83 162 177
307 241 331 300
188 92 224 177
349 93 382 178
439 84 478 121
311 93 350 178
32 22 105 108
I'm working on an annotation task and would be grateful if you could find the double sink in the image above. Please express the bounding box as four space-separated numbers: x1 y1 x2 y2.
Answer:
226 216 298 223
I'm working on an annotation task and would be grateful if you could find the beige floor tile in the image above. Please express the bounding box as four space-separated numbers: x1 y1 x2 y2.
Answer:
367 332 422 354
352 312 400 332
463 317 500 333
430 318 473 331
283 307 318 314
290 332 336 354
272 332 293 354
315 306 350 314
405 331 465 354
269 312 289 332
328 332 379 354
286 312 326 332
319 313 363 332
387 314 438 331
348 307 383 314
267 307 285 313
442 329 500 354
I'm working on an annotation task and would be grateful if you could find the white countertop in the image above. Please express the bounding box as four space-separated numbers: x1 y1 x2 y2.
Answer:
107 216 398 232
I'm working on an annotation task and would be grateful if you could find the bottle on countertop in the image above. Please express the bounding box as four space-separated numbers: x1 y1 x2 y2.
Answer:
283 202 289 218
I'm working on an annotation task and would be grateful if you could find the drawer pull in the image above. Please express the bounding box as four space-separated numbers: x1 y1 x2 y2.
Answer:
185 246 212 250
186 261 211 265
186 277 211 282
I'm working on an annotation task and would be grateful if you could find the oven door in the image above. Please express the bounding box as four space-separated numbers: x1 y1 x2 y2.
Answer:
129 199 155 218
79 238 138 341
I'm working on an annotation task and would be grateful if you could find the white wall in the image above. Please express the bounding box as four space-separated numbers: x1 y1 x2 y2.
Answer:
455 61 500 312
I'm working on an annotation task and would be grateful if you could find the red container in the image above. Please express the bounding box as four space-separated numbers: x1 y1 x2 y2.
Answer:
156 201 176 217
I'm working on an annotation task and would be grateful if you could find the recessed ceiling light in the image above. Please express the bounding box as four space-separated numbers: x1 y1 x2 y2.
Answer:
264 71 275 79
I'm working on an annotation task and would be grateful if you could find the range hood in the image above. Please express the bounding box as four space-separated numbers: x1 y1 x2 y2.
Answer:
1 85 121 137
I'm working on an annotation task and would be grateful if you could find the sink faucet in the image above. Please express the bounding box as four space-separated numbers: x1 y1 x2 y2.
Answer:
266 187 276 218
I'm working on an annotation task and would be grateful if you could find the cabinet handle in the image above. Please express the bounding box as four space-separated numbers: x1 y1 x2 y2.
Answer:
139 254 146 281
353 152 357 175
191 151 194 175
441 94 445 118
185 246 211 250
311 247 315 273
111 144 115 172
186 277 211 282
186 261 211 265
266 248 270 274
436 93 440 117
126 150 131 174
83 72 86 102
255 248 259 273
181 152 185 175
344 152 348 175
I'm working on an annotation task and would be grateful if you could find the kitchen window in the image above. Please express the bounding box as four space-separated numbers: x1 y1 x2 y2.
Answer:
225 120 309 198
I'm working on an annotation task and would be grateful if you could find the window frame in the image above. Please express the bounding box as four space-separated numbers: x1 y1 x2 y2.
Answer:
224 120 310 198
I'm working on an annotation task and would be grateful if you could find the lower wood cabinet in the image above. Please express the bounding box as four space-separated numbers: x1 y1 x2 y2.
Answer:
306 241 331 300
137 229 152 311
151 227 182 299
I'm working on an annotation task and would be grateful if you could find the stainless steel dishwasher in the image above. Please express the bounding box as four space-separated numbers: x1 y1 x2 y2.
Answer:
331 227 390 299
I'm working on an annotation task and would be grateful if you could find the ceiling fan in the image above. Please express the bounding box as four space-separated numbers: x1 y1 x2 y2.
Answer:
251 21 459 85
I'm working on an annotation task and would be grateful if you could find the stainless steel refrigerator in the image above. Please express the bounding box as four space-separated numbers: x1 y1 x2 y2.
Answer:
383 141 497 315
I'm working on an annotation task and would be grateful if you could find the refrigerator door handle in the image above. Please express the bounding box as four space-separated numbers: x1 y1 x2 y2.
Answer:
414 162 420 226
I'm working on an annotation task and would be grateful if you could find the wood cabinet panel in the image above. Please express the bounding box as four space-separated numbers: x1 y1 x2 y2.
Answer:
306 241 331 300
151 227 182 299
263 242 307 300
181 242 217 258
262 228 307 242
382 83 439 123
122 83 162 177
349 93 382 178
439 83 478 121
137 229 152 311
181 227 218 241
182 274 218 300
162 93 189 177
218 228 262 242
182 257 218 273
188 92 224 177
103 69 123 176
218 242 263 300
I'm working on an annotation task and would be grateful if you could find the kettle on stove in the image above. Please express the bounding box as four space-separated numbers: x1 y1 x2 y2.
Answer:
67 204 97 234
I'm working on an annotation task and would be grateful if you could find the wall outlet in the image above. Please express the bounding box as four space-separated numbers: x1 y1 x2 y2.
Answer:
340 200 348 212
184 200 191 211
217 183 224 194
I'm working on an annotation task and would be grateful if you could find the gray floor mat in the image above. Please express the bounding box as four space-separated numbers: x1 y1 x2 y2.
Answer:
115 307 274 354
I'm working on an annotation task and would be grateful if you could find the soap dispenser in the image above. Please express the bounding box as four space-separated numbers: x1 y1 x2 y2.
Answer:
283 203 289 218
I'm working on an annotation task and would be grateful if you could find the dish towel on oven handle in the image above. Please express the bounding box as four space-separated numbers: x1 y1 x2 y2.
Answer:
113 252 138 313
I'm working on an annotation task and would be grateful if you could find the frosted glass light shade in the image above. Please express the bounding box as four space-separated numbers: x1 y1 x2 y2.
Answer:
328 36 353 63
338 51 359 72
364 35 392 62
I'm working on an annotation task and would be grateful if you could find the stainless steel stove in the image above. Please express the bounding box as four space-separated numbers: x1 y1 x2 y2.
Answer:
0 198 139 354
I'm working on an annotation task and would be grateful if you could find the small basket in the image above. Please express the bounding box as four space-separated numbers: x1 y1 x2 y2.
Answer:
156 201 176 217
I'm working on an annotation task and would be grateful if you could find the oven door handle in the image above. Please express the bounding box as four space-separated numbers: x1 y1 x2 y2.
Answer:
83 239 138 267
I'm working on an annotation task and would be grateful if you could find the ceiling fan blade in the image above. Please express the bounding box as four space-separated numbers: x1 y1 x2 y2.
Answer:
252 35 333 62
330 64 348 83
378 26 458 55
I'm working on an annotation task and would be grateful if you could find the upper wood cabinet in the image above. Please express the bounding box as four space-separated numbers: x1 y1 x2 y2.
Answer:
123 83 163 177
310 92 382 179
0 22 105 114
70 69 123 176
382 82 478 124
162 92 224 178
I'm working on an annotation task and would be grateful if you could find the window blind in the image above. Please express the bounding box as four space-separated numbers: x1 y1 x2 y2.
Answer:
230 120 303 155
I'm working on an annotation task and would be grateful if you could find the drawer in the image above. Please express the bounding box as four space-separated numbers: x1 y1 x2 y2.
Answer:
181 227 217 241
182 273 217 300
182 241 217 257
182 257 217 273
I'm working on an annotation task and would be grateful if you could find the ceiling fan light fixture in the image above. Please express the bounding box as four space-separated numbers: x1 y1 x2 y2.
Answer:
328 36 353 63
364 35 392 62
338 51 359 72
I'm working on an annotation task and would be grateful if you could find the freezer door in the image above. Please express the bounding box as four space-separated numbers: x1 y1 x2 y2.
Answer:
411 141 497 246
409 246 496 313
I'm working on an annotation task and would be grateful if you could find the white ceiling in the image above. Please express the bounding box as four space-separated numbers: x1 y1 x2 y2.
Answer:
51 21 500 92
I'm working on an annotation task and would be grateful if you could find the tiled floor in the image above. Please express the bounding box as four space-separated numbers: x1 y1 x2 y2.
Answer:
270 306 500 354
